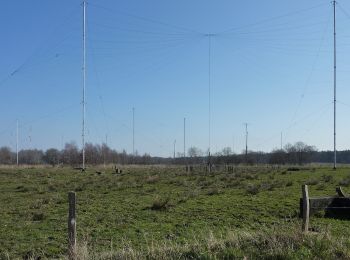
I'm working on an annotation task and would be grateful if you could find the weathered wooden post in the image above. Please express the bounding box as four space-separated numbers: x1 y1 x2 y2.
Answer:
302 185 309 232
68 192 76 259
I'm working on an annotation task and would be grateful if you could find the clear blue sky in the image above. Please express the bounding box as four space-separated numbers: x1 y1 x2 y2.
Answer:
1 0 350 157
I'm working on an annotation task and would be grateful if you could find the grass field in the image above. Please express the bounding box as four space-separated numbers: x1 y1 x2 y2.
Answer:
2 165 350 259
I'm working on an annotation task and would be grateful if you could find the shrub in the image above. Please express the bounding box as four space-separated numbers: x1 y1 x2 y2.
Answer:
322 175 333 183
245 184 260 195
286 181 293 187
32 212 45 221
287 167 300 171
260 182 274 191
206 187 220 196
150 197 170 211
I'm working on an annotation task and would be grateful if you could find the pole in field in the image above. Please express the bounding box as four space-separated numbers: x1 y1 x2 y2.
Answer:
103 134 108 168
302 185 310 232
333 0 337 170
183 117 186 158
29 126 32 149
16 119 19 166
133 107 135 156
173 139 176 160
232 135 234 154
81 0 87 171
244 123 248 161
280 132 283 150
205 33 216 169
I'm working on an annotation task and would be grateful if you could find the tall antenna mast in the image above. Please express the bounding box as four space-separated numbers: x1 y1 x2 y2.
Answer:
232 135 234 154
206 33 215 167
208 35 211 162
333 0 337 170
29 126 32 149
133 107 135 156
183 117 186 158
16 119 19 166
173 139 176 160
280 132 283 150
104 134 108 168
82 0 87 170
244 123 248 161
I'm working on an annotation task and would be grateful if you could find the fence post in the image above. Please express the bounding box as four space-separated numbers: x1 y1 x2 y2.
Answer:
302 185 309 232
68 192 76 259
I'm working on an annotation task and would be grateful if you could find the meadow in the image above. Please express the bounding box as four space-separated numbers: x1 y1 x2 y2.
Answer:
1 165 350 259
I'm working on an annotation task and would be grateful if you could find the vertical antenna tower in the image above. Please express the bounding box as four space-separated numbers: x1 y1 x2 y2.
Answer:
206 33 215 166
333 0 337 170
133 107 135 156
280 132 283 150
244 123 248 161
104 134 108 168
16 119 19 166
82 0 87 170
208 35 211 163
29 126 32 149
232 135 234 154
183 117 186 158
173 139 176 160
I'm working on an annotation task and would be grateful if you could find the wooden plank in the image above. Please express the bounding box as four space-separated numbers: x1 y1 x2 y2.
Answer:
300 197 350 218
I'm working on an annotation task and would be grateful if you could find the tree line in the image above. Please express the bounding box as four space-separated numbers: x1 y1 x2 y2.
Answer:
0 141 347 166
0 142 155 166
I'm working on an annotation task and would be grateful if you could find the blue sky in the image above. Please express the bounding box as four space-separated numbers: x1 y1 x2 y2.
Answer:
1 0 350 157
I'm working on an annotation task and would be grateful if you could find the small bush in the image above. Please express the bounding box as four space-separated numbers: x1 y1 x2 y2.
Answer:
48 184 58 192
245 174 257 180
322 175 333 183
286 181 293 187
150 197 170 211
206 187 220 196
16 185 29 192
32 212 45 221
287 167 300 171
246 184 260 195
198 180 214 188
260 182 274 191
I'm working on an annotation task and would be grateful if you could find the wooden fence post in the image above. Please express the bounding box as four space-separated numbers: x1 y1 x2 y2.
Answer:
302 185 309 232
68 192 76 259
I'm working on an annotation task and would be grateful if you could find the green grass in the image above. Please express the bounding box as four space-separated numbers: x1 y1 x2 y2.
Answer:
1 165 350 259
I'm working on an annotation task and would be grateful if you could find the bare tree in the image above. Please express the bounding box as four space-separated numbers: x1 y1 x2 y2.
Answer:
188 147 202 157
0 147 14 164
44 148 61 166
62 142 80 165
221 147 232 156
